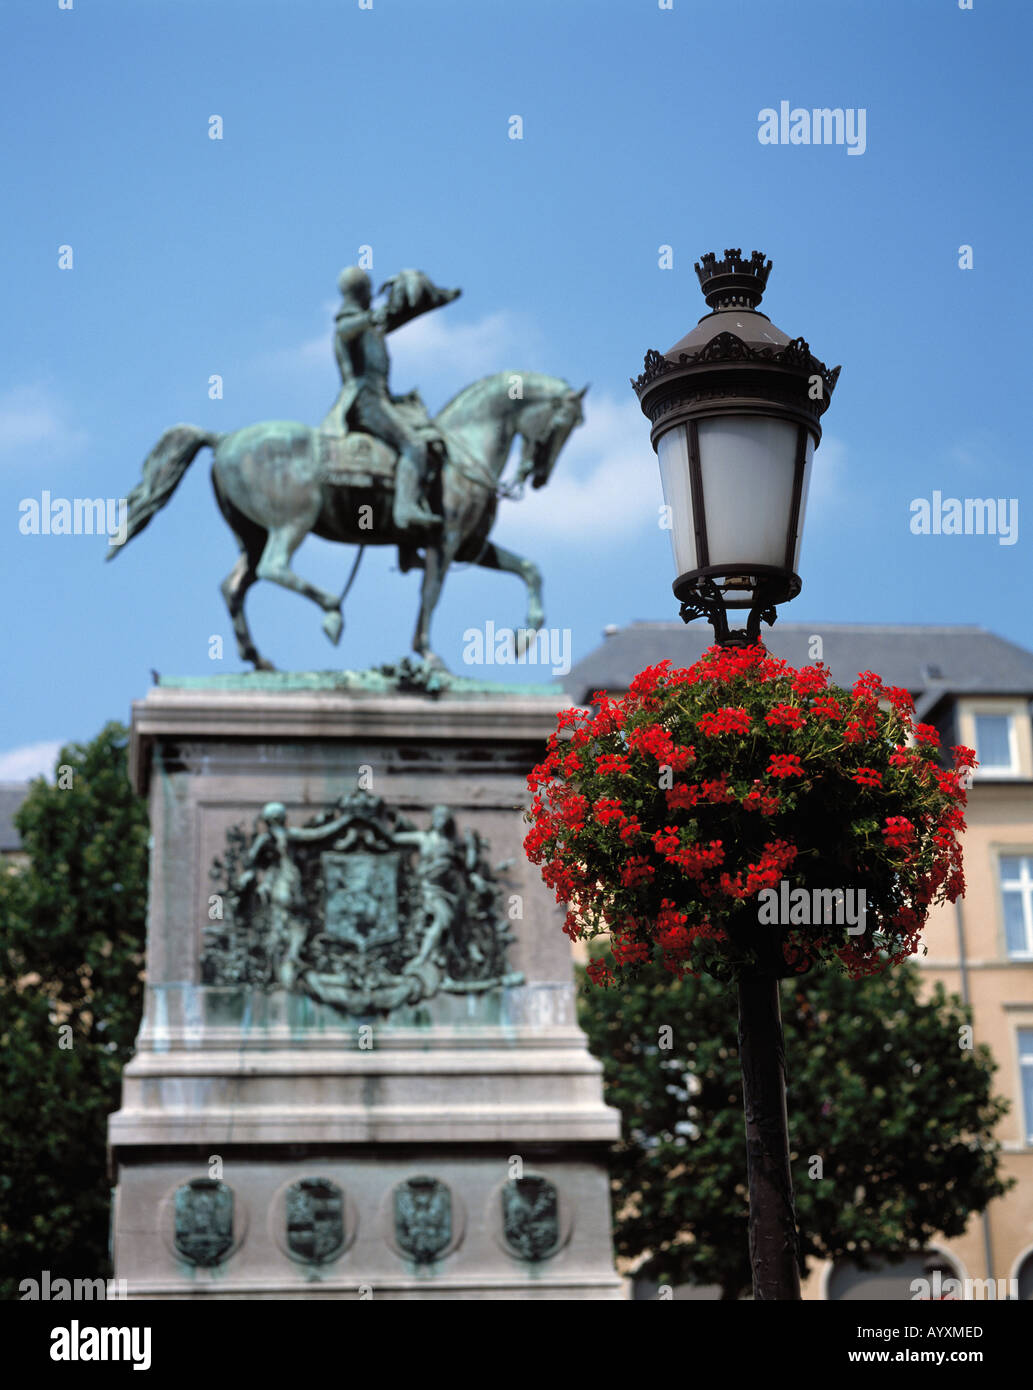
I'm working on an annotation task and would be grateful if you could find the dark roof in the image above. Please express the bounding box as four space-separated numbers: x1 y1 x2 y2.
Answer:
564 623 1033 706
0 782 30 853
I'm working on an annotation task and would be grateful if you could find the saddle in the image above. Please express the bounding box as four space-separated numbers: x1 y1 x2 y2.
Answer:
318 388 439 489
318 431 398 488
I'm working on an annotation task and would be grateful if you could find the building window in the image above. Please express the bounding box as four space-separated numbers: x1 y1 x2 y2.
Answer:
826 1251 962 1301
974 713 1016 772
1000 856 1033 959
1021 1030 1033 1147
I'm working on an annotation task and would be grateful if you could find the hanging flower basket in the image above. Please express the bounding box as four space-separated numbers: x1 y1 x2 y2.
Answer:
525 644 974 986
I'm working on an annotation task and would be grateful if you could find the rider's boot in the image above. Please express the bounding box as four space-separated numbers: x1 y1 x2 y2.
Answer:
393 453 442 531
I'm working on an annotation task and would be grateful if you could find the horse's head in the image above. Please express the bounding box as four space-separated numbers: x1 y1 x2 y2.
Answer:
516 383 588 490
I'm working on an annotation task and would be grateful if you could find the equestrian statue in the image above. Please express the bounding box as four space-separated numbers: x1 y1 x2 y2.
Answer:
108 266 587 671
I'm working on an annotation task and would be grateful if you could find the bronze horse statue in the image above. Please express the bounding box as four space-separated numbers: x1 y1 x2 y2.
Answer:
108 371 586 670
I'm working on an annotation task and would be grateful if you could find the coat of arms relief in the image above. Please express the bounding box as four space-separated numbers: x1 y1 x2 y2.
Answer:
202 790 523 1014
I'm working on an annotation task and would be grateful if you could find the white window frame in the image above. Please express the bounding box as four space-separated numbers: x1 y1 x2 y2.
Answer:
1017 1026 1033 1147
972 709 1019 775
957 699 1033 781
998 852 1033 960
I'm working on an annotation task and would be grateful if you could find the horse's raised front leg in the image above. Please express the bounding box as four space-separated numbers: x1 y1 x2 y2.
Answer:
257 523 344 644
474 540 544 654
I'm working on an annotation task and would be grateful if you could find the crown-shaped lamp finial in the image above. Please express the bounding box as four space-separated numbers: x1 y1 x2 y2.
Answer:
694 248 772 311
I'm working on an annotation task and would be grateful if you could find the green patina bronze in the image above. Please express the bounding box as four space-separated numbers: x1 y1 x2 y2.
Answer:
285 1178 346 1265
153 662 563 697
173 1178 234 1267
109 266 586 672
394 1177 452 1264
501 1176 561 1261
203 790 522 1015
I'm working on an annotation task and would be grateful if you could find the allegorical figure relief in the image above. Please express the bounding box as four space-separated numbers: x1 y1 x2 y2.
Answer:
205 792 522 1015
230 797 385 990
392 805 462 982
233 802 307 990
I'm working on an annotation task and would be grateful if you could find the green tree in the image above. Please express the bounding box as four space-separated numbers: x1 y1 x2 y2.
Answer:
0 723 148 1298
580 959 1013 1300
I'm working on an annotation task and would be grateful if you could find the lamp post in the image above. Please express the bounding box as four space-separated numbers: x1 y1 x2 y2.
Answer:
632 249 841 1300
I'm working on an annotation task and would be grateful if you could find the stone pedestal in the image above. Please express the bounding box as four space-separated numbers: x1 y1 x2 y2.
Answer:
108 677 623 1298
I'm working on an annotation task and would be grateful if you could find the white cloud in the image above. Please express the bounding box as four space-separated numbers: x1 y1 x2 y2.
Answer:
265 307 541 412
388 310 537 392
944 435 1021 486
264 297 339 375
808 433 847 508
0 740 64 781
274 331 331 373
0 385 87 462
494 393 658 545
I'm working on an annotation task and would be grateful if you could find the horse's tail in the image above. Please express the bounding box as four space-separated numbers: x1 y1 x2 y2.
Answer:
106 424 221 560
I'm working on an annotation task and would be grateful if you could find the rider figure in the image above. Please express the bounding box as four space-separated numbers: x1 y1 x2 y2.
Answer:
324 266 448 532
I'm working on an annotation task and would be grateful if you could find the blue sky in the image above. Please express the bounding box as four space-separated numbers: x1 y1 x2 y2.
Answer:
1 0 1030 777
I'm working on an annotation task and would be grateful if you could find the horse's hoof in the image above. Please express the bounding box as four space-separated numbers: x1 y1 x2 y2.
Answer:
322 611 343 645
251 657 276 672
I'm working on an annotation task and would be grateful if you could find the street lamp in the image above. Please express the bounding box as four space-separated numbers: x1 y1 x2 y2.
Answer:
632 249 842 1301
632 249 840 647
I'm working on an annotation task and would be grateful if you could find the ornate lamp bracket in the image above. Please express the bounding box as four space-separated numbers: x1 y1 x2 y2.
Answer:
678 575 779 649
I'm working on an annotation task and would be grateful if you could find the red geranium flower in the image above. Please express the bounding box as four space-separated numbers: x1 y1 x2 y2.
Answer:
665 782 701 809
701 775 735 803
765 703 806 730
586 958 613 986
791 665 829 695
620 855 654 887
697 706 752 737
810 696 843 721
853 767 882 788
768 753 805 779
593 798 626 827
595 753 632 776
883 816 916 849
